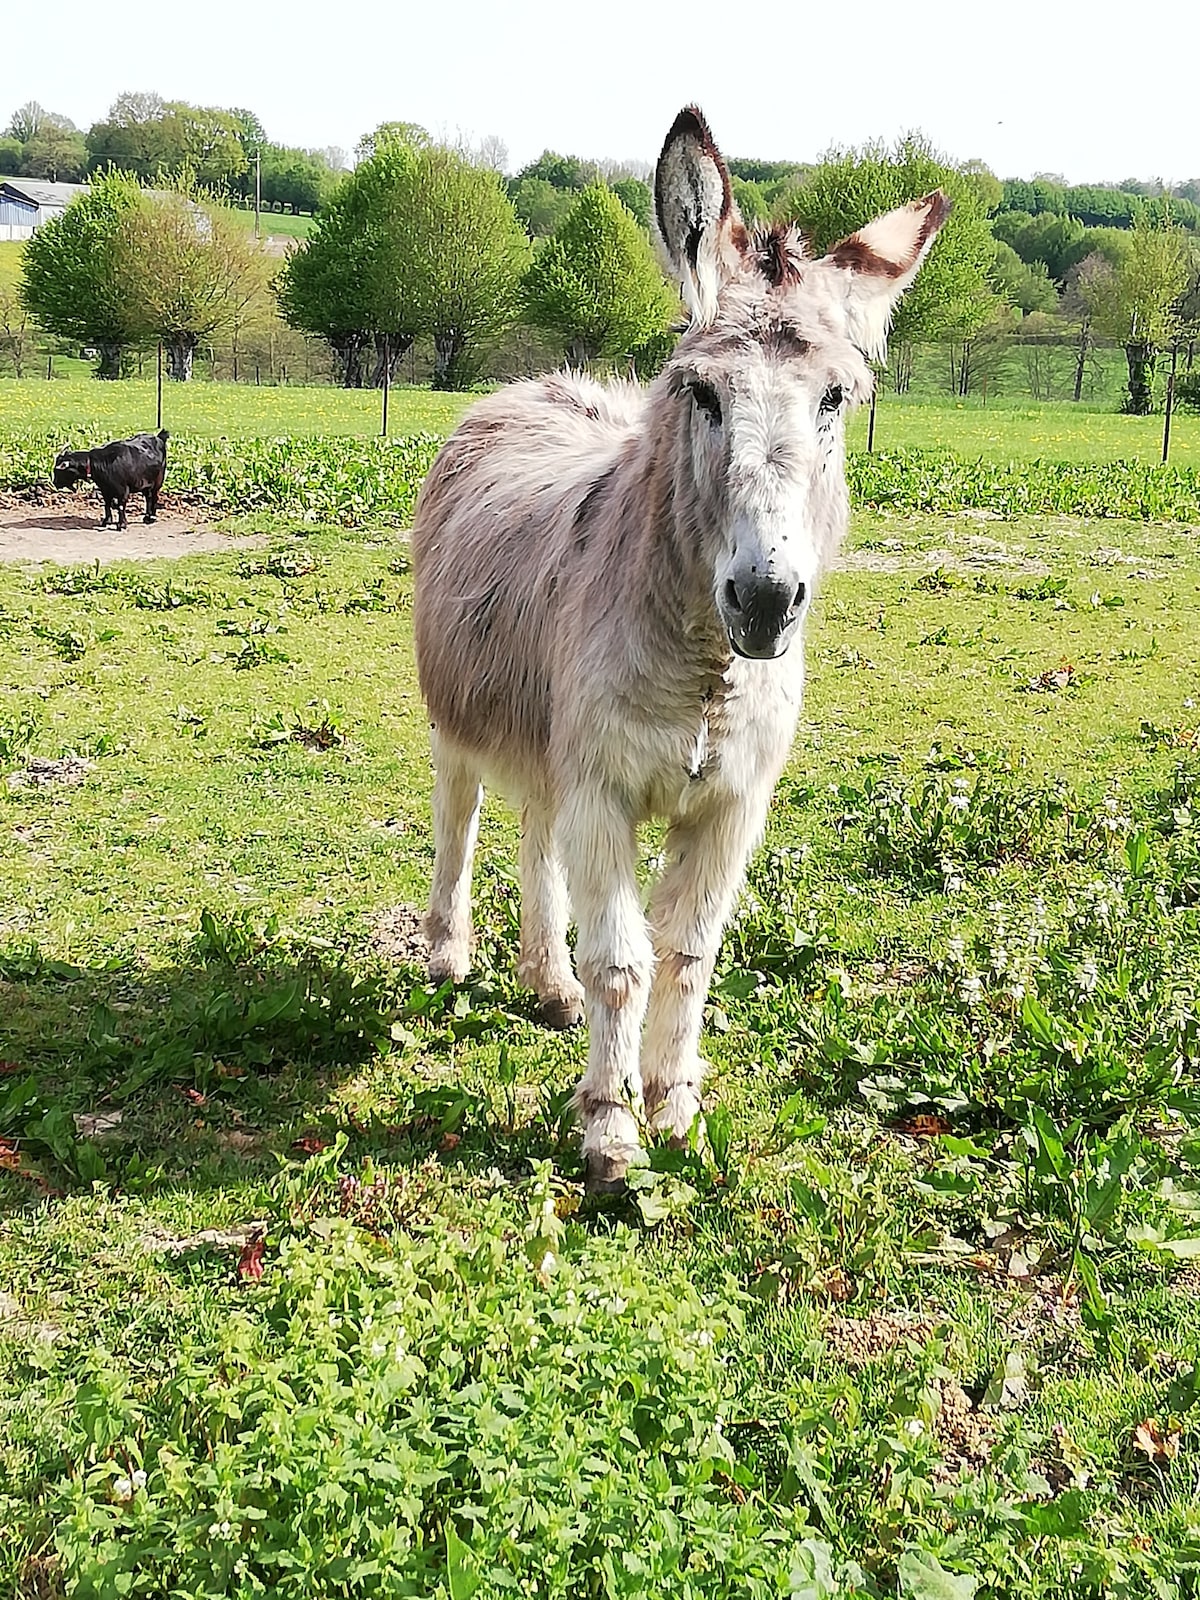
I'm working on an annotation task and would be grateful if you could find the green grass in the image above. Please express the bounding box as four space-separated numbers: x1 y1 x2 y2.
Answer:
0 372 1196 467
220 205 315 240
0 376 471 439
848 391 1200 466
3 498 1200 1595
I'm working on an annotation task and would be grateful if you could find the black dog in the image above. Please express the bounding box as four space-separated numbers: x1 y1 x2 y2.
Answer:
53 430 170 531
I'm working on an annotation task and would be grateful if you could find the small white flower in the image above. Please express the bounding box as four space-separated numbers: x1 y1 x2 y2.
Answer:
131 1469 147 1492
113 1475 134 1502
905 1418 925 1437
1007 980 1026 1002
945 874 964 894
947 794 970 813
959 974 984 1007
370 1338 387 1358
953 777 970 790
946 937 966 964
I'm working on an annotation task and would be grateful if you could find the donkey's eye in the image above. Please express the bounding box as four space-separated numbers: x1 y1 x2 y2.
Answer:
689 381 723 426
819 384 844 414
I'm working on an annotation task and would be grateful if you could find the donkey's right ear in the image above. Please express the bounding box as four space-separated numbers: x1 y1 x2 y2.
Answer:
654 106 747 327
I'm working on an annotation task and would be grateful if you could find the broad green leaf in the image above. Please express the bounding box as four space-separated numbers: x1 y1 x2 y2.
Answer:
899 1549 979 1600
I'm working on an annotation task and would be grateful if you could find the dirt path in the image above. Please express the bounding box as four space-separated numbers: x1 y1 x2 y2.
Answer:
0 502 260 565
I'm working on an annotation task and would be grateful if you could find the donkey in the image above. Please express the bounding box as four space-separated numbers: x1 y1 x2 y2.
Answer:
411 107 949 1191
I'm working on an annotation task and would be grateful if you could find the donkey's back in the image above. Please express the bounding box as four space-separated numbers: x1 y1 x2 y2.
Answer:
412 372 643 776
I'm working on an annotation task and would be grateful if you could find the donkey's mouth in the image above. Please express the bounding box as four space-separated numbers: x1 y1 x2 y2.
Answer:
726 616 801 661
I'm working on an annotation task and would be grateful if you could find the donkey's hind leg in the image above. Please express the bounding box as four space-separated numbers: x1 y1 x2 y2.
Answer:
424 733 483 984
517 802 584 1029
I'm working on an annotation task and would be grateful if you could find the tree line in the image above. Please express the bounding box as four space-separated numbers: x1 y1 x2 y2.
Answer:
2 95 346 214
6 97 1200 414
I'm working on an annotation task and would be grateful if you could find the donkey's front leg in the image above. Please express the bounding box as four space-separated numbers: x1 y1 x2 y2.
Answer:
559 789 654 1192
641 801 765 1142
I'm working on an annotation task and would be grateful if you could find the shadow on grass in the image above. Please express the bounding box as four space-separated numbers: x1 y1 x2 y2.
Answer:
0 932 585 1205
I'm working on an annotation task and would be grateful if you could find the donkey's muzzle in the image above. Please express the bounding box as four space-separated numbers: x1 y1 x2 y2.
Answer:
720 575 805 660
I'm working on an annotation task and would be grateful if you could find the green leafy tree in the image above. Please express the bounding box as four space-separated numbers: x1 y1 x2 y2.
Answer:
509 175 573 237
609 177 651 230
354 122 429 164
7 102 47 143
523 184 677 368
86 96 245 187
116 187 264 380
393 146 531 387
278 146 418 386
1079 211 1190 412
513 151 592 190
990 241 1059 314
731 176 769 224
0 136 24 172
20 169 143 377
19 120 87 181
777 135 997 348
279 141 529 389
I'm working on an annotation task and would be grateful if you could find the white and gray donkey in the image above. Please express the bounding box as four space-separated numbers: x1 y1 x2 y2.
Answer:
411 107 949 1190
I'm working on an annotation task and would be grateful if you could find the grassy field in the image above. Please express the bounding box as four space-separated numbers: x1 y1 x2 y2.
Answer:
0 374 1196 467
222 206 315 240
3 389 1200 1595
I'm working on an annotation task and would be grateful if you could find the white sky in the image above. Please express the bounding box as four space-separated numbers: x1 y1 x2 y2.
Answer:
7 0 1198 185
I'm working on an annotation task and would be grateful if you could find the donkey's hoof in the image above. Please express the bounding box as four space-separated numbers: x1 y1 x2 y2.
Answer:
584 1152 630 1195
538 992 584 1030
427 947 471 985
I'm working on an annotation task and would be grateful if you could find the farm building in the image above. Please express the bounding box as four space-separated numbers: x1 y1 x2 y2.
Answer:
0 179 89 241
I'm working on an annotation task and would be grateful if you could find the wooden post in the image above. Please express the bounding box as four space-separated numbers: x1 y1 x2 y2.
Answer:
381 335 390 437
255 364 260 386
156 342 163 430
254 150 262 240
46 354 52 380
867 384 877 453
1162 344 1178 466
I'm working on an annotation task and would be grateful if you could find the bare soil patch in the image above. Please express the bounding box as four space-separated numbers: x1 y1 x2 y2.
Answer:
371 903 428 967
0 498 258 564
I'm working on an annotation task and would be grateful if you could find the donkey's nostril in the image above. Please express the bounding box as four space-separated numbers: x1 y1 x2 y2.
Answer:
724 578 743 614
793 582 807 611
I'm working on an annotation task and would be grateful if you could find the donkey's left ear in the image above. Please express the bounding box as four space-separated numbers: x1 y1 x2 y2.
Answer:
654 106 748 326
820 191 952 361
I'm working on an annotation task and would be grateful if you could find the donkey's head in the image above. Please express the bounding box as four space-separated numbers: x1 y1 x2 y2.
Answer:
655 108 950 660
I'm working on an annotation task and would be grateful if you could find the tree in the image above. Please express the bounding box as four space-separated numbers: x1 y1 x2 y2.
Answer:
20 121 88 181
115 188 264 379
229 108 268 153
0 136 24 172
523 185 677 368
280 141 530 389
991 241 1059 314
20 170 144 377
7 101 47 143
509 176 573 237
354 122 428 164
609 177 651 230
514 151 596 191
777 135 997 350
275 166 396 386
392 146 531 387
1079 211 1190 412
86 96 246 187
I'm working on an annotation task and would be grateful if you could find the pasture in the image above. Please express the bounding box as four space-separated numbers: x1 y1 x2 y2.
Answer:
1 372 1199 465
2 387 1200 1596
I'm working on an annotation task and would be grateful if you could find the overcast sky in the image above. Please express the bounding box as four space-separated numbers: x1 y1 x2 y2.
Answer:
7 0 1198 184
